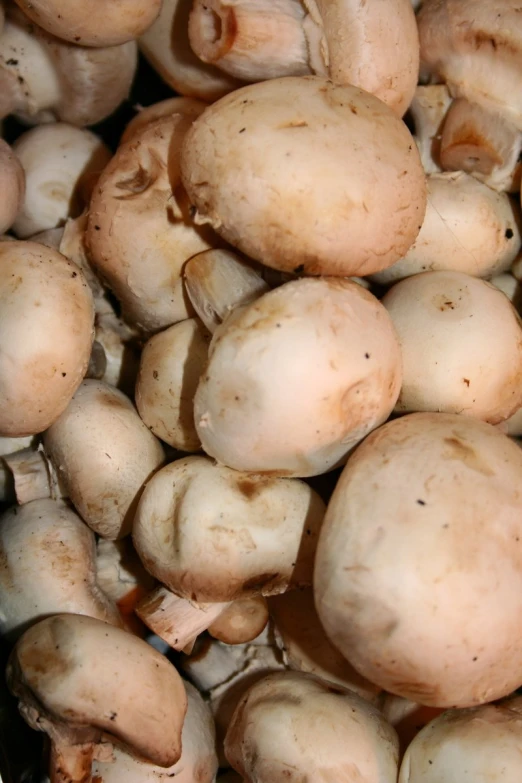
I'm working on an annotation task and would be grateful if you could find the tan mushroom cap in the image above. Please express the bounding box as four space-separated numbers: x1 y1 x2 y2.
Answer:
181 76 426 277
43 380 165 540
0 139 25 234
194 277 402 477
133 455 325 602
208 596 269 645
314 412 522 708
225 671 399 782
121 96 208 144
0 498 121 640
13 0 162 47
6 613 188 767
0 240 94 437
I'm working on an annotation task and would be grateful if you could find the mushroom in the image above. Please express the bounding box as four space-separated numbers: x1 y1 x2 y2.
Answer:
0 138 25 234
0 435 35 503
208 596 269 645
12 123 111 239
371 172 521 284
121 96 208 144
225 671 399 782
181 76 426 278
188 0 419 116
91 681 218 783
399 697 522 782
43 380 165 540
0 6 138 126
13 0 162 47
193 277 402 476
86 114 221 333
381 270 522 423
409 84 453 174
6 614 188 781
0 498 122 641
0 240 94 437
139 0 243 102
314 411 522 707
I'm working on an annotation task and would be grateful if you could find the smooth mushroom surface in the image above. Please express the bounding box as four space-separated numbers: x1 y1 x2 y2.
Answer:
0 138 25 234
193 277 402 476
314 412 522 707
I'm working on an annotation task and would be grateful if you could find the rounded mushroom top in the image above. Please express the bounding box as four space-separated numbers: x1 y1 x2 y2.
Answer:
181 76 426 278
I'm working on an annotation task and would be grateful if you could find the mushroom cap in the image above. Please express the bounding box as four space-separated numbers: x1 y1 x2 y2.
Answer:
314 412 522 707
181 76 426 277
0 139 25 235
43 380 165 540
225 671 399 782
0 240 94 437
133 455 325 602
399 697 522 783
0 498 121 640
121 96 208 144
208 596 269 645
194 277 402 476
13 0 162 47
6 613 188 767
382 270 522 423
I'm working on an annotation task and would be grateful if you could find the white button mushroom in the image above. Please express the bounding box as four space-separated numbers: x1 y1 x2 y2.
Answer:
181 76 426 278
381 270 522 423
0 138 25 235
193 277 402 476
0 240 94 437
314 412 522 707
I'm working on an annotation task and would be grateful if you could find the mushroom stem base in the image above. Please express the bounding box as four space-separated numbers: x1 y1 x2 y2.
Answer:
49 740 94 783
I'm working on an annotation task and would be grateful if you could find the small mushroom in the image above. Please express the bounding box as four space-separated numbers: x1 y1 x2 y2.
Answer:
0 138 25 234
6 614 188 781
314 412 522 707
43 380 165 540
0 498 122 641
0 240 94 437
225 671 399 782
208 596 269 645
181 76 426 278
381 270 522 423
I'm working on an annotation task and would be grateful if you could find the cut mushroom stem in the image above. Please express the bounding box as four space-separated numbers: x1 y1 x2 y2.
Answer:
188 0 311 81
49 739 94 783
440 98 522 192
184 249 269 333
2 447 54 504
409 84 453 174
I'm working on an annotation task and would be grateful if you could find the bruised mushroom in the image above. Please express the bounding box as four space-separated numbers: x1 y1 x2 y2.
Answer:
0 138 25 234
181 76 426 278
314 412 522 707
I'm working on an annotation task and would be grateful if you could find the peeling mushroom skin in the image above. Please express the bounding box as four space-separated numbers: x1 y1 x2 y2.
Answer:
0 241 94 437
314 412 522 708
225 671 399 783
382 271 522 423
13 0 162 47
181 76 427 278
43 380 165 540
399 698 522 783
133 455 325 602
194 277 402 477
0 139 25 234
0 498 121 641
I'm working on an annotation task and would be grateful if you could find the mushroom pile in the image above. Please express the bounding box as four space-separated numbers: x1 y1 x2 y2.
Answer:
1 1 522 781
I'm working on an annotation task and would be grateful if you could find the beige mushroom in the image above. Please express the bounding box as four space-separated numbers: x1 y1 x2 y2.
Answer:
181 76 426 278
0 498 121 641
121 96 208 144
314 412 522 707
193 277 402 476
0 138 25 234
189 0 419 116
43 380 165 540
381 271 522 423
225 671 399 782
409 84 453 174
208 596 269 645
13 0 162 47
6 614 188 781
0 240 94 437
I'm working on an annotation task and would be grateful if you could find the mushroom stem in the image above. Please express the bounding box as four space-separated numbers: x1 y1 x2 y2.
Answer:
136 586 231 651
49 739 94 783
409 84 453 174
188 0 312 81
2 447 59 504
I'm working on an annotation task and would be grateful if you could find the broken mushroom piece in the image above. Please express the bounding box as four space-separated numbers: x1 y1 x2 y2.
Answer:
13 0 162 47
409 84 453 174
0 498 121 641
382 271 522 423
225 671 399 782
314 412 522 707
189 0 419 116
193 277 402 476
181 76 426 278
7 614 188 780
12 123 111 238
0 138 25 234
0 240 94 437
398 697 522 783
43 380 165 540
